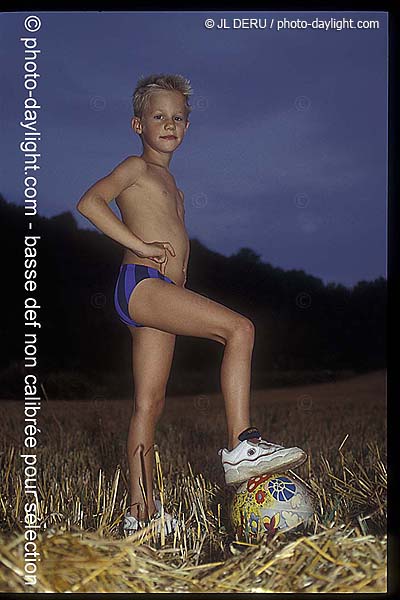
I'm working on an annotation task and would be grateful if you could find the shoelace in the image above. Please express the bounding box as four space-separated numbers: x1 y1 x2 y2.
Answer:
219 439 284 455
254 440 284 452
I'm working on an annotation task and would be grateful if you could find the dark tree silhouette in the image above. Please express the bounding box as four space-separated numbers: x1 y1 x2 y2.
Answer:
0 195 386 399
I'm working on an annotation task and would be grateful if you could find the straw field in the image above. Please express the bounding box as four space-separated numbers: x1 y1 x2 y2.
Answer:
0 369 386 593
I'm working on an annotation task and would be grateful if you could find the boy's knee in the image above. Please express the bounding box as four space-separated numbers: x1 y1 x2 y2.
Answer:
134 392 166 418
220 315 255 345
234 316 255 340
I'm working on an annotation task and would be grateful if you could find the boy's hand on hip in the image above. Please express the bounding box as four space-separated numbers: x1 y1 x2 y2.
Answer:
134 241 176 275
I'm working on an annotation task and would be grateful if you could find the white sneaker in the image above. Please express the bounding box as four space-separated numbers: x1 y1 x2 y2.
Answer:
123 499 178 537
218 427 307 485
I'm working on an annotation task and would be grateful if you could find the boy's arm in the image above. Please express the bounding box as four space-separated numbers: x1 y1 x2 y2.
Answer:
178 190 190 287
76 156 147 254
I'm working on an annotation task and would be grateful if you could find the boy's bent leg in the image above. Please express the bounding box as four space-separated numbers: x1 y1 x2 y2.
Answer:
127 325 176 520
127 279 255 451
127 278 246 342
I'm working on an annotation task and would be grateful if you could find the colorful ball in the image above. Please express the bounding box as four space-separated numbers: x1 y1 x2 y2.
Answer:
230 472 315 542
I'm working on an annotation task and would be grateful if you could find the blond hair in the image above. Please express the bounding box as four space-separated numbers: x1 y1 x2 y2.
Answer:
132 73 193 120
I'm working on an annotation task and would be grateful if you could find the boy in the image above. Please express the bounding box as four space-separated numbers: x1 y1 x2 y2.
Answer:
76 74 307 536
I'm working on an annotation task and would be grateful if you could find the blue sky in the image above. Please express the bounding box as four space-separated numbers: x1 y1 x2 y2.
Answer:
1 11 387 287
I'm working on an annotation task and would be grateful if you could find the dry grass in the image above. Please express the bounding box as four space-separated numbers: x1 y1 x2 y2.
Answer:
0 369 386 592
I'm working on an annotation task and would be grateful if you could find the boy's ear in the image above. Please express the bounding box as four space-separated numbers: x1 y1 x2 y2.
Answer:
131 116 142 135
185 120 190 131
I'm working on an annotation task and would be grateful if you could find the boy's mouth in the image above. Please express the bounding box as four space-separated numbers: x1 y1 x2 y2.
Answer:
160 135 177 140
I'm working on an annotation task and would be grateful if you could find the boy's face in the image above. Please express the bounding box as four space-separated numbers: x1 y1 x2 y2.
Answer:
132 90 190 153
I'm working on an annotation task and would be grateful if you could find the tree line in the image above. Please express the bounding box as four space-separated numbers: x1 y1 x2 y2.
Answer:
1 195 386 399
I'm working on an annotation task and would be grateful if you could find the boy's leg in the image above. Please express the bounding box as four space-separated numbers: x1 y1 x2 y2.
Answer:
126 325 176 521
127 279 255 450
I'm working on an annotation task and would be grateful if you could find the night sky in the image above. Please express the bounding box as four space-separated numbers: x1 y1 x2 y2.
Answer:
2 11 387 287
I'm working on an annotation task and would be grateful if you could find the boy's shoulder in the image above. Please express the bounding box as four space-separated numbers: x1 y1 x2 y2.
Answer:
116 154 148 171
112 155 148 182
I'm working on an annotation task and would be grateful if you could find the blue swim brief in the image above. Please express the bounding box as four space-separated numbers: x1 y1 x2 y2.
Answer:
114 263 176 327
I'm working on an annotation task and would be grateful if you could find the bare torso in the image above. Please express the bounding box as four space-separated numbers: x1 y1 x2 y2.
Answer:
115 159 189 287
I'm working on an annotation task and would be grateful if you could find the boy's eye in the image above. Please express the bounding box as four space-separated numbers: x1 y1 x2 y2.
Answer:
153 115 184 121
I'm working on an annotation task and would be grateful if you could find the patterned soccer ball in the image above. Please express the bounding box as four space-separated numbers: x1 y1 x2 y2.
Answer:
230 472 315 542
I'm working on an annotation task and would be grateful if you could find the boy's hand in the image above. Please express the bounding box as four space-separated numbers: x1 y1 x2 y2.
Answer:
135 241 176 275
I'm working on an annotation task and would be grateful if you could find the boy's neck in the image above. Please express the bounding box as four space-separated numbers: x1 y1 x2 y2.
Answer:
145 160 169 171
141 150 172 172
